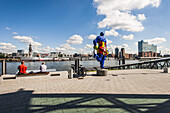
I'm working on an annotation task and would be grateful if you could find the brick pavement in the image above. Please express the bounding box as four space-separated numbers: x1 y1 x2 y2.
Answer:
0 69 170 113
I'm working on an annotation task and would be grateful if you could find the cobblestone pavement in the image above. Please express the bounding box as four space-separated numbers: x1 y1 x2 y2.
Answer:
0 69 170 113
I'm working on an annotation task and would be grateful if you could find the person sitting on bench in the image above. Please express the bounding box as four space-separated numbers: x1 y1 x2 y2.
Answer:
40 62 47 72
18 61 27 75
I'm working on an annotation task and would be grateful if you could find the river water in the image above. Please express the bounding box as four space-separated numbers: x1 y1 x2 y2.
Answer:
0 60 139 74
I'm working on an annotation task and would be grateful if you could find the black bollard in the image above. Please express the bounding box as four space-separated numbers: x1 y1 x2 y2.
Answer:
119 59 121 65
122 57 125 65
75 59 80 74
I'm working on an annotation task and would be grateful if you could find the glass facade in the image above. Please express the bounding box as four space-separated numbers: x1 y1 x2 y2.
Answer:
138 40 157 53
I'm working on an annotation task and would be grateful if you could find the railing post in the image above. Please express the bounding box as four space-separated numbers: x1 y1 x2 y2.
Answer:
122 56 125 65
2 60 6 75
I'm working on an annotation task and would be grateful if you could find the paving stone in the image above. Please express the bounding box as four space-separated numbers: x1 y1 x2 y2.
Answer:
0 69 170 113
62 108 77 113
85 108 101 113
108 108 127 113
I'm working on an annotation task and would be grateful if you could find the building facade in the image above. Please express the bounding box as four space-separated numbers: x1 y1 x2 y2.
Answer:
115 47 119 59
138 40 157 57
17 50 24 54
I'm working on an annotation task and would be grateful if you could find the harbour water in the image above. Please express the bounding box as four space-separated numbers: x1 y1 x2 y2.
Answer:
0 60 139 74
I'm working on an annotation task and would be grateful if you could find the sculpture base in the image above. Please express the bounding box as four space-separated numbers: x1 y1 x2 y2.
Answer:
97 69 108 76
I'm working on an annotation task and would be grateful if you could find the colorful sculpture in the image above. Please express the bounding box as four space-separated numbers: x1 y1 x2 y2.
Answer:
93 32 109 68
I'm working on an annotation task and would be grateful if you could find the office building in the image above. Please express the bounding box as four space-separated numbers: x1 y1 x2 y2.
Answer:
138 40 157 57
115 47 119 59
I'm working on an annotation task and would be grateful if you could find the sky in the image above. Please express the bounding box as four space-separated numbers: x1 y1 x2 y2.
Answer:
0 0 170 55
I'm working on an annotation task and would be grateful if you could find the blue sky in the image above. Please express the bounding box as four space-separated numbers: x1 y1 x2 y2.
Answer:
0 0 169 55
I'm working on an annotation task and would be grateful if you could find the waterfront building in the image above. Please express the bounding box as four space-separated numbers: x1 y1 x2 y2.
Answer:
121 48 125 58
17 50 24 54
115 47 119 59
138 40 157 57
50 52 59 58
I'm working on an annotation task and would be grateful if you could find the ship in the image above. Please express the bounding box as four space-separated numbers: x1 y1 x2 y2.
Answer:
21 57 53 61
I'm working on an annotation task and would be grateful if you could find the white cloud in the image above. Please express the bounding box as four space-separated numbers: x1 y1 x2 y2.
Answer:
78 48 93 54
13 32 18 35
84 44 93 49
93 0 161 32
37 46 55 53
56 47 66 51
135 37 166 46
60 43 76 50
109 45 122 50
122 44 128 48
67 34 83 45
106 39 112 44
78 48 84 54
122 34 134 40
144 37 166 45
13 35 42 46
108 44 135 53
0 42 16 53
5 27 11 30
87 34 96 40
158 46 170 55
105 29 119 36
55 43 76 52
137 14 146 21
134 42 138 46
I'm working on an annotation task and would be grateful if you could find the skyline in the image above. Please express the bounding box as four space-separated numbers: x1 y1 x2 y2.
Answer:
0 0 169 55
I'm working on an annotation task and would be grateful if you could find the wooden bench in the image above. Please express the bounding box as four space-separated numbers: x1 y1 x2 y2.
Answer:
17 72 49 77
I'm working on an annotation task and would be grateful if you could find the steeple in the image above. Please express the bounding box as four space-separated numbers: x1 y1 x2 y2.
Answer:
29 44 33 57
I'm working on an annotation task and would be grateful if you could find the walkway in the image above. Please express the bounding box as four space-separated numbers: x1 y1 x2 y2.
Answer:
0 69 170 113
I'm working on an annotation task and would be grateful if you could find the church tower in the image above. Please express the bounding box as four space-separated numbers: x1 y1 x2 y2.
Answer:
29 44 33 57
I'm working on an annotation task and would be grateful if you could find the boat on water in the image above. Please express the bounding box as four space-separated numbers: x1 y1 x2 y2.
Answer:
21 57 53 61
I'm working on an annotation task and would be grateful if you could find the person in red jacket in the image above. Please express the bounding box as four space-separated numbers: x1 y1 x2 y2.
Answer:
18 61 27 74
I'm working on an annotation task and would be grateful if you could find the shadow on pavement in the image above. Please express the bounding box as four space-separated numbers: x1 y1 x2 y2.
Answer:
0 89 170 113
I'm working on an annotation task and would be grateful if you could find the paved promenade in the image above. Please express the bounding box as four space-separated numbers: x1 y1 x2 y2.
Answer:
0 69 170 113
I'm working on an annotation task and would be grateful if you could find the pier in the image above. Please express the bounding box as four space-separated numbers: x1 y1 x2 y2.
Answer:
0 69 170 113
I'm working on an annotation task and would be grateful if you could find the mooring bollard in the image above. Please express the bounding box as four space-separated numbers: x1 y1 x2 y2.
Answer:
68 68 73 79
1 60 6 75
75 59 80 74
122 57 125 65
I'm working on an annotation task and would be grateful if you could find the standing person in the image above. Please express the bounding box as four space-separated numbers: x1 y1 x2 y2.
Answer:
93 32 109 68
18 61 27 74
40 62 47 72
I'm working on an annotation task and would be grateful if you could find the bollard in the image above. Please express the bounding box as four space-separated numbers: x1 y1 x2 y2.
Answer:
119 59 121 65
68 68 73 79
97 69 108 76
122 57 125 69
2 60 6 75
75 59 80 74
122 57 125 65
